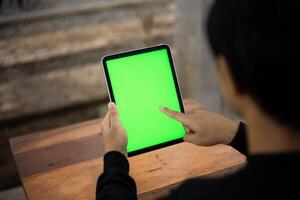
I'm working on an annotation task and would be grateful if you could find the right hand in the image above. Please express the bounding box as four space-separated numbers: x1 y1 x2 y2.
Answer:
160 99 239 146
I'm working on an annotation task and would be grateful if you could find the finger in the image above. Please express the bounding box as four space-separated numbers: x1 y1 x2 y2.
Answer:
101 110 110 130
108 102 119 128
160 106 190 125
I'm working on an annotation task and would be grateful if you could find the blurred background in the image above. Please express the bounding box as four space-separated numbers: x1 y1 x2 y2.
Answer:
0 0 225 199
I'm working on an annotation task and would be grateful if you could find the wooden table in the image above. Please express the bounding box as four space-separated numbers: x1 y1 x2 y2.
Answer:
10 100 246 200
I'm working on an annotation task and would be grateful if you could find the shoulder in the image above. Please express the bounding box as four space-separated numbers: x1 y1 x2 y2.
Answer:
160 165 270 200
161 155 300 200
161 168 249 199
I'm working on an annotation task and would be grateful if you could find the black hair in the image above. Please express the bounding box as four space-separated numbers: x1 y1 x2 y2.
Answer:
207 0 299 130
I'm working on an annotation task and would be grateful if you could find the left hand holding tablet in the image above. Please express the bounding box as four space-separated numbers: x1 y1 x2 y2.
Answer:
101 102 128 156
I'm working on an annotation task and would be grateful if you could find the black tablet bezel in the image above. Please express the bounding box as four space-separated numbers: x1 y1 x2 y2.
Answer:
102 44 185 157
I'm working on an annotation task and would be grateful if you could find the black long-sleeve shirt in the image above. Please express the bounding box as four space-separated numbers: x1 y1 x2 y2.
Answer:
96 123 300 199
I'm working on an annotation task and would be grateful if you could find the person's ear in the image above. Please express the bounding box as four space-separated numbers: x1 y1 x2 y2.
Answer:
215 55 244 114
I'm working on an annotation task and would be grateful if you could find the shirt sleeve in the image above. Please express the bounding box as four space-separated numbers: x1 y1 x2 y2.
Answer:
229 122 248 156
158 176 236 200
96 151 138 200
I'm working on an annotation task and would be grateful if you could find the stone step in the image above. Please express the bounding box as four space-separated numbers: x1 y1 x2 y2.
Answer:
0 13 174 122
0 62 107 122
0 0 174 39
0 13 174 82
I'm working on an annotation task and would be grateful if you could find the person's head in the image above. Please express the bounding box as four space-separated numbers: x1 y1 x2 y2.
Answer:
207 0 299 131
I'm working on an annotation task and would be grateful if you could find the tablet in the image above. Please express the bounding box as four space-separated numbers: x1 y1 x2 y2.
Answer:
102 44 185 156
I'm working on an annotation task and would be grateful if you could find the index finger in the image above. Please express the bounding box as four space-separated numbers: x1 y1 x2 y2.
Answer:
160 106 191 126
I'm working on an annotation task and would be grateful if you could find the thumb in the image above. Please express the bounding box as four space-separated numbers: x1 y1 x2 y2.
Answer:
108 102 119 128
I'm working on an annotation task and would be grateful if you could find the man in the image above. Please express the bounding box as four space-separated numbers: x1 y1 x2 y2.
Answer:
96 0 300 199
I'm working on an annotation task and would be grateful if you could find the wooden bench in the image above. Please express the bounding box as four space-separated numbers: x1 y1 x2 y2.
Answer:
9 101 246 199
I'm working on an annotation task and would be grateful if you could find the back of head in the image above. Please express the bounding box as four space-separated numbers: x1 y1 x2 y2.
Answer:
207 0 300 130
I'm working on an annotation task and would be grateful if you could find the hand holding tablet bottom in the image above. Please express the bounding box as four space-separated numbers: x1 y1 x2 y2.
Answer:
101 102 128 156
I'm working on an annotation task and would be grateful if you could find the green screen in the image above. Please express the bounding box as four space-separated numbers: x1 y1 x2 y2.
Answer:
106 48 185 153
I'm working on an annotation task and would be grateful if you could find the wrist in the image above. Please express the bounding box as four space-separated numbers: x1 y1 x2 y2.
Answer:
104 145 127 157
103 151 129 173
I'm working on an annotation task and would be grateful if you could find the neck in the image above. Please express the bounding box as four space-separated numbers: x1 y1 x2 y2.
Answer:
244 103 300 155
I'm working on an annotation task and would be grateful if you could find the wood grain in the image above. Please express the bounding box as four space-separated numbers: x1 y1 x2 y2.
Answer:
10 119 102 154
0 105 102 190
15 134 104 178
9 119 103 178
23 143 246 200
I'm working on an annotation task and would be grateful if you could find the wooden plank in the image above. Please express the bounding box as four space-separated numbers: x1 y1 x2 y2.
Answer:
10 119 103 178
0 0 173 26
14 134 104 178
0 105 104 190
22 143 246 200
10 119 102 154
0 14 174 68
